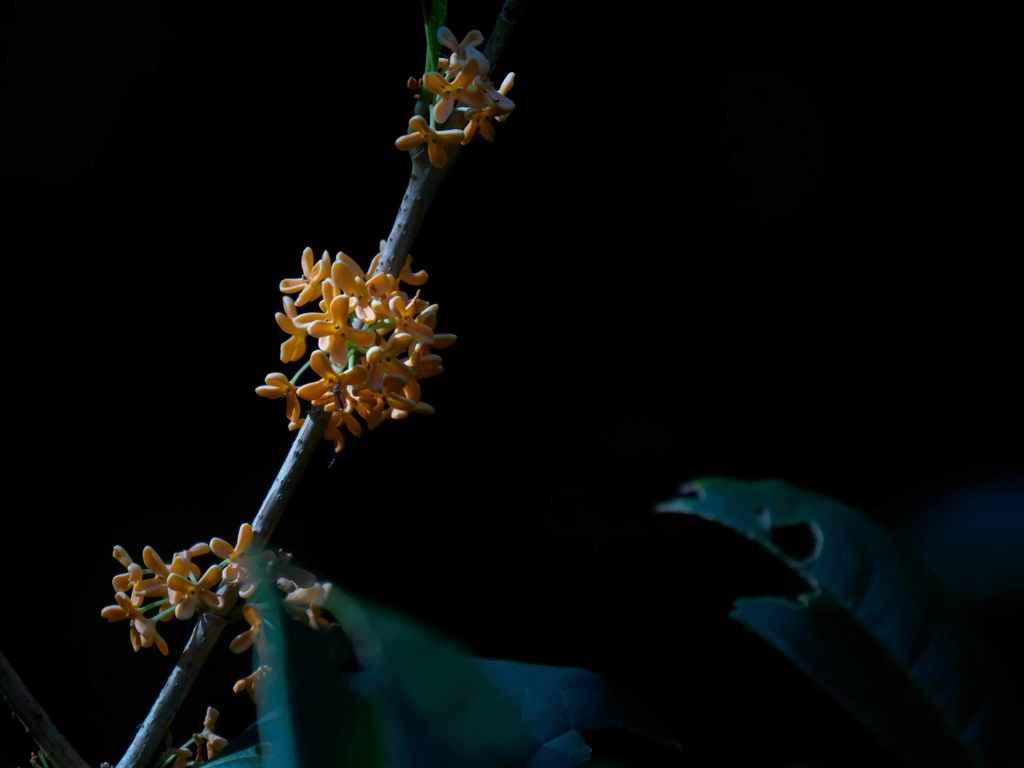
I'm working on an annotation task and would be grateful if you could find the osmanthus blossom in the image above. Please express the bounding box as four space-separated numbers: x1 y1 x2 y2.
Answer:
196 707 229 760
463 72 516 144
229 605 263 654
387 291 434 345
423 56 480 124
407 343 445 380
233 664 272 702
100 592 170 656
297 350 369 407
398 254 429 286
171 542 211 580
328 253 396 323
365 333 414 390
437 26 490 77
111 545 142 592
324 399 363 454
395 115 465 169
111 546 164 606
279 578 333 631
279 247 331 307
275 295 308 363
166 564 223 620
367 246 429 287
255 372 302 431
210 522 259 598
306 295 378 357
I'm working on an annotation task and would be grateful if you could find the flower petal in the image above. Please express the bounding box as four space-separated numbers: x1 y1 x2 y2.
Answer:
197 565 222 591
142 546 169 578
427 141 447 168
435 129 466 145
347 327 377 348
422 71 448 97
433 97 454 125
437 26 458 50
235 523 253 555
396 132 425 152
210 537 234 560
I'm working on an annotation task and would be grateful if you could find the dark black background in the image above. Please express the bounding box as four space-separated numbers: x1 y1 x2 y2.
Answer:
0 2 1018 767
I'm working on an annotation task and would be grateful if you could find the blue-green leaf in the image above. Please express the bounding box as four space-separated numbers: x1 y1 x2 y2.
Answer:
656 477 999 766
202 745 262 767
250 575 630 767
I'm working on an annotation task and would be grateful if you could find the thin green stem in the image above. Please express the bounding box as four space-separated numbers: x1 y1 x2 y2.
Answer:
141 598 170 614
151 605 178 623
289 358 312 386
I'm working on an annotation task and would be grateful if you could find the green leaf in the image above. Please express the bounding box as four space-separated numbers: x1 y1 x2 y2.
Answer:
420 0 447 76
252 582 385 768
202 745 262 767
656 477 999 766
249 570 633 766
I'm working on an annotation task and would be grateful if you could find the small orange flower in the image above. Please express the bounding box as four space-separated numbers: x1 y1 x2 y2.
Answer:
422 56 480 124
279 247 331 306
283 581 333 630
142 546 195 616
297 351 369 406
351 380 400 430
395 116 465 169
307 295 378 361
325 252 396 323
437 26 489 77
407 343 445 379
275 296 308 363
387 292 434 345
323 402 363 454
211 523 258 598
172 542 212 580
112 545 160 607
255 373 302 430
365 333 413 390
166 564 223 620
229 604 263 653
385 379 435 419
398 254 429 286
196 706 229 760
463 72 516 144
365 245 428 288
100 592 170 655
233 664 272 702
111 545 142 592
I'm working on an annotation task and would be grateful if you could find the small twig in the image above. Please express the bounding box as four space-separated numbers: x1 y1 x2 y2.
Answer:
0 648 90 768
374 0 528 280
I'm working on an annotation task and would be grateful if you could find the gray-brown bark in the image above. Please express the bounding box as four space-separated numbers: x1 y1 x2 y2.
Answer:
0 648 90 768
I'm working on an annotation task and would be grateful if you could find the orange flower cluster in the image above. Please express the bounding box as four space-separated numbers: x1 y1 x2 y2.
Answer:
100 524 255 655
396 26 516 167
101 526 336 666
258 245 455 453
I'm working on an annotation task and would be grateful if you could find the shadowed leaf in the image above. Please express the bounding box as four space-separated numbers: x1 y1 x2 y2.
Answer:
248 573 631 766
656 477 1001 766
